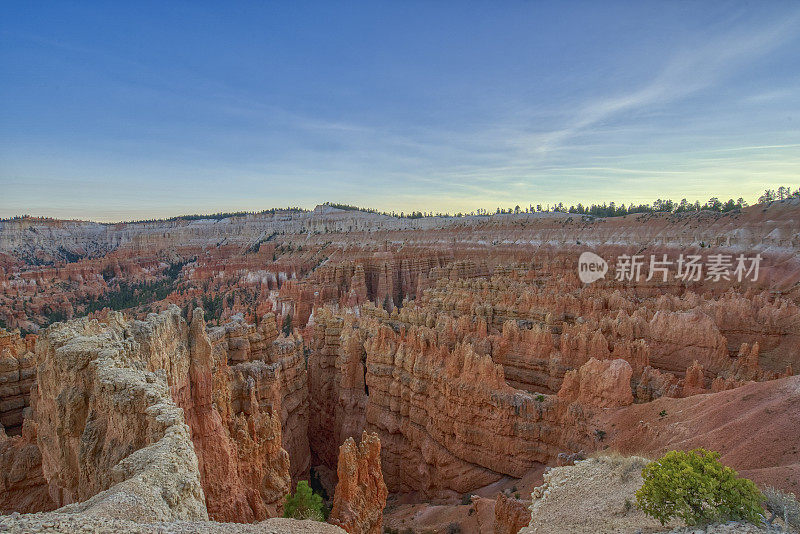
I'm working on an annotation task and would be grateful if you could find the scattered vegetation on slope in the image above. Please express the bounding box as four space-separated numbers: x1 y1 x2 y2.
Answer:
72 261 190 323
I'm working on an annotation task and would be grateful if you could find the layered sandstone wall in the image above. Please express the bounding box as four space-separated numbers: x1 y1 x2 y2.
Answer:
304 255 798 499
308 310 368 469
404 270 798 402
557 358 634 408
0 419 55 513
206 312 311 483
4 199 798 263
178 310 291 522
494 493 530 534
0 329 35 435
363 321 593 495
307 304 600 497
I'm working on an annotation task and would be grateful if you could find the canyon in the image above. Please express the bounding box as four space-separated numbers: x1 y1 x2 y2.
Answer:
0 199 799 533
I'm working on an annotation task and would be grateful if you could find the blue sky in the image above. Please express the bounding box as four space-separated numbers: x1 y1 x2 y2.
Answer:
1 1 799 221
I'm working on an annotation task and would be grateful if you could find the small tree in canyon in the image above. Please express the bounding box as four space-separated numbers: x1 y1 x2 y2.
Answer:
283 480 326 521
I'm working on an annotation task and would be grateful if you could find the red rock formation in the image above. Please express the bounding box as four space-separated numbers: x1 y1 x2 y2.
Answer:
329 432 388 534
0 329 36 435
0 419 55 513
646 309 729 375
558 358 634 408
347 264 368 307
2 307 302 523
308 310 368 468
206 314 311 483
308 304 598 497
635 365 680 401
181 309 291 521
682 360 707 396
494 492 530 534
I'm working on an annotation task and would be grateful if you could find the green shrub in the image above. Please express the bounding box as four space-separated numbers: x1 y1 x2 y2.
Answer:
283 480 326 521
635 449 763 526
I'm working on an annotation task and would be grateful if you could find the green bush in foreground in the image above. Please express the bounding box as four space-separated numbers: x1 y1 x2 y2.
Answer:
283 480 326 521
635 449 763 526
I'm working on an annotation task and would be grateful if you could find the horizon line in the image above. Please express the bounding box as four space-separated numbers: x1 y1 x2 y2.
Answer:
2 189 798 225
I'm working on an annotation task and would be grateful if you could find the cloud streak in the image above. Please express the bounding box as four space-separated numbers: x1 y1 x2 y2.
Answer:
529 9 800 156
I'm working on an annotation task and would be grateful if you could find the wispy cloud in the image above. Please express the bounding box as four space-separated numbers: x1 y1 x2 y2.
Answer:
742 88 795 104
530 9 800 156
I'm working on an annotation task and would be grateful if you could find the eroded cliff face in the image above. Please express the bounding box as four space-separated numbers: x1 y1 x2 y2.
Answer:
309 304 597 498
31 311 207 521
0 307 313 524
179 309 292 522
206 312 311 483
308 311 368 469
0 329 35 435
557 358 634 408
0 419 54 513
494 493 530 534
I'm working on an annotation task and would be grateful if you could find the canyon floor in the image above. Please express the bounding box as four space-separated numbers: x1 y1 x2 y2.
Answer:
0 200 798 533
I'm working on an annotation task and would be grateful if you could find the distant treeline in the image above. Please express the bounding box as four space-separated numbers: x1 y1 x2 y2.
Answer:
0 215 77 222
519 186 799 217
119 207 307 224
4 187 798 224
323 202 436 218
326 186 799 219
0 208 308 224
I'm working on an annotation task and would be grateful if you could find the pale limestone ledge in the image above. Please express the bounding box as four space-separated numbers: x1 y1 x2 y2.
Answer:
0 514 345 534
